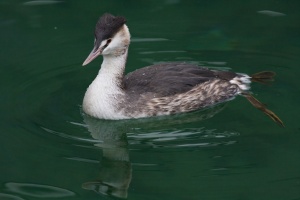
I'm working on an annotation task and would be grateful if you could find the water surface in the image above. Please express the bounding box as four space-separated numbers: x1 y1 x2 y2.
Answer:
1 1 300 199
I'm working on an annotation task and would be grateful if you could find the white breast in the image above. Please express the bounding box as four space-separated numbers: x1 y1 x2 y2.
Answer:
83 74 128 120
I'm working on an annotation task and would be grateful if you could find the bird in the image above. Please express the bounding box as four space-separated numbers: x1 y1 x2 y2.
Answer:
82 13 283 126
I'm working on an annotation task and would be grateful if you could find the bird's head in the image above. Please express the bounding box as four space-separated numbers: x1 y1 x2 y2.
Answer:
82 13 130 66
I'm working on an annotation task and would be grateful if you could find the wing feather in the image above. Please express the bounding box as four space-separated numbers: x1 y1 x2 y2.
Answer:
123 62 236 97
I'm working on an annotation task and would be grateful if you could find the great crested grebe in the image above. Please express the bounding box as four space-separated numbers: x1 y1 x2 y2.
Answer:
82 13 283 126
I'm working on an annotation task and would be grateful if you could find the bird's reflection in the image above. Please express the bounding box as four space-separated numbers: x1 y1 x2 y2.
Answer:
81 104 225 198
81 117 132 199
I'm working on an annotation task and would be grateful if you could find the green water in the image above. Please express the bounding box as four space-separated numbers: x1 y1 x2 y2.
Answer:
1 1 300 199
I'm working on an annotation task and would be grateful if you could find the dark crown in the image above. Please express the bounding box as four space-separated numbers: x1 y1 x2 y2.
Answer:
95 13 126 41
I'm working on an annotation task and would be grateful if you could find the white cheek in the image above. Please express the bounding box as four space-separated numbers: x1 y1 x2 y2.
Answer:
102 47 113 55
101 30 127 55
100 40 111 55
102 41 117 55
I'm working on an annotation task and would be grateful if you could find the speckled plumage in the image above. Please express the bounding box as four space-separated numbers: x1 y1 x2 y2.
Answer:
81 13 283 126
119 62 242 118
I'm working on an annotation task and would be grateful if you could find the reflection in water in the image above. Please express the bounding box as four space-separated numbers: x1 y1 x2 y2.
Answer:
81 104 236 198
82 116 132 199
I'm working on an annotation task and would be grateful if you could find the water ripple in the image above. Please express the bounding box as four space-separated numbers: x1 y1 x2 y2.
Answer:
41 127 99 143
128 128 239 149
139 50 186 54
0 193 24 200
23 0 63 6
257 10 286 17
5 183 75 198
132 38 169 42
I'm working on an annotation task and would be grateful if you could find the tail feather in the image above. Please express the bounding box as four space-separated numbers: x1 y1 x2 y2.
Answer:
242 93 284 127
251 71 276 84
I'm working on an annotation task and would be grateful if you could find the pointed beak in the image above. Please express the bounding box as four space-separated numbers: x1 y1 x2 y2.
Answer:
82 46 102 66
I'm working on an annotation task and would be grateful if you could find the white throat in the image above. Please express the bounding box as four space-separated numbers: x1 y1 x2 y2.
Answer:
83 51 128 119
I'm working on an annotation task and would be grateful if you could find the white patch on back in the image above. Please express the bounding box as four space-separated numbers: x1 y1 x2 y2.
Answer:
229 73 251 91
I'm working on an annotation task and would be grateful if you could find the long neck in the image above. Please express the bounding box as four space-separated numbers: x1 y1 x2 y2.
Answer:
96 50 128 88
83 50 128 119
